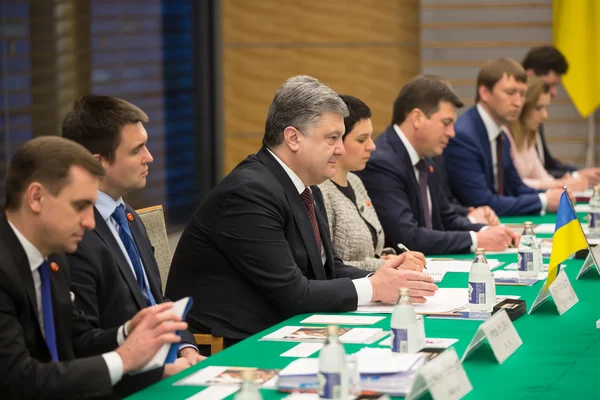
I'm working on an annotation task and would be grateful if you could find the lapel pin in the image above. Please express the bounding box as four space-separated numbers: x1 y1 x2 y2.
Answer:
127 213 134 221
50 262 59 272
429 165 434 173
366 200 371 207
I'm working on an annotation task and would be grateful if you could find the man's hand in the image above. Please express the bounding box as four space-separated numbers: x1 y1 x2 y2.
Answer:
116 303 188 374
163 357 191 378
369 263 437 304
476 225 519 251
546 188 571 212
180 347 206 365
383 250 426 272
578 168 600 186
468 206 500 226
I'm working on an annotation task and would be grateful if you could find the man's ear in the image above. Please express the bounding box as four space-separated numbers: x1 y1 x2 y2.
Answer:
478 84 491 104
283 126 301 152
410 108 425 130
26 182 44 214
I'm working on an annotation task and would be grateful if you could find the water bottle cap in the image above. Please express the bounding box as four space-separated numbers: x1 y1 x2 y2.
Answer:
240 369 256 382
524 221 533 227
475 248 486 254
327 325 339 336
398 287 410 296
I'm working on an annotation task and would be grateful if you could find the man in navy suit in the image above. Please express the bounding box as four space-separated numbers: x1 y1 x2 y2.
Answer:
357 76 517 255
62 94 204 387
522 46 600 182
444 58 564 217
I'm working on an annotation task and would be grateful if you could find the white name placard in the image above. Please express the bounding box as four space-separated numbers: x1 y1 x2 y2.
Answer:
406 347 472 400
549 269 579 315
461 309 522 365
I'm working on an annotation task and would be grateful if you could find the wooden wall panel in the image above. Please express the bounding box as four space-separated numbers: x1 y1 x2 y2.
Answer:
221 0 420 174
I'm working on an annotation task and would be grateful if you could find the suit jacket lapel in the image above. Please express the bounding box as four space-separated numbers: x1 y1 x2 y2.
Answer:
126 206 164 301
48 255 74 359
425 158 443 230
471 108 496 191
312 187 335 279
92 207 147 309
257 148 327 280
387 129 426 226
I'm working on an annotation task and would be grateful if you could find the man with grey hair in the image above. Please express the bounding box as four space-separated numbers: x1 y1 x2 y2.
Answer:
166 75 437 345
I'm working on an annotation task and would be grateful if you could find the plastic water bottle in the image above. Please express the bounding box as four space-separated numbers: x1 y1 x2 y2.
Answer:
390 287 419 353
518 221 541 278
234 369 263 400
318 325 348 400
468 248 496 312
589 185 600 234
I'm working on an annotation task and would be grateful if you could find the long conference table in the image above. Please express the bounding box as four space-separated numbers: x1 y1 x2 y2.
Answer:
128 212 600 399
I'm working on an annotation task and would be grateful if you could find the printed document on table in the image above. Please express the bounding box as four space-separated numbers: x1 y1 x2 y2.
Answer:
355 288 469 314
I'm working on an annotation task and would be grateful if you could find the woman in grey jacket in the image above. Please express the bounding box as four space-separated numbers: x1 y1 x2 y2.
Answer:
319 95 420 271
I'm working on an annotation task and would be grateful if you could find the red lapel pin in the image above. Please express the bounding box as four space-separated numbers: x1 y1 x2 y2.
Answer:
366 200 371 207
127 213 134 221
429 165 434 173
50 262 59 272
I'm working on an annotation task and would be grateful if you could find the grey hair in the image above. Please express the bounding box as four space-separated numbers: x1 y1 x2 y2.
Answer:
262 75 349 148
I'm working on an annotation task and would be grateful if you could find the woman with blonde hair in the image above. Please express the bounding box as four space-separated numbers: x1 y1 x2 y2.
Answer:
506 77 588 191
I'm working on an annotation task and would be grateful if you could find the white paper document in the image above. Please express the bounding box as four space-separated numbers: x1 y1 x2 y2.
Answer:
426 259 502 273
379 336 458 349
533 223 556 235
184 385 239 400
356 288 469 314
175 366 279 387
280 342 324 358
425 269 446 283
300 314 384 325
353 347 425 374
575 203 591 213
261 325 386 344
494 270 548 285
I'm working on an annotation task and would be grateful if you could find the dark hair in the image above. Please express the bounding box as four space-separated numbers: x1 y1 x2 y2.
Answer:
392 75 464 125
62 94 149 163
262 75 348 148
475 58 527 103
5 136 105 210
338 94 372 139
522 46 569 76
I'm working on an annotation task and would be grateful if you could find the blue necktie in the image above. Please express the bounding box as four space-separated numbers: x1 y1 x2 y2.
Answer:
39 261 59 362
112 204 156 307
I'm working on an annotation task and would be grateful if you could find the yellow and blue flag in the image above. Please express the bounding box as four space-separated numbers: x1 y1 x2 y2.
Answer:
546 192 588 288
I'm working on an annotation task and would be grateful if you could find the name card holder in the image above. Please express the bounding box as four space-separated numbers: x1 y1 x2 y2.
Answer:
530 269 579 315
406 347 472 400
461 309 522 365
577 244 600 279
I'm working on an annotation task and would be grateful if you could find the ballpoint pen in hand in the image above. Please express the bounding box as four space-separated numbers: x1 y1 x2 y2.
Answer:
397 243 427 270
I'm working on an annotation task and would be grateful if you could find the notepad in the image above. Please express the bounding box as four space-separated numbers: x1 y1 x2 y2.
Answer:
139 296 192 372
355 288 469 315
426 259 502 273
300 314 384 325
425 269 446 283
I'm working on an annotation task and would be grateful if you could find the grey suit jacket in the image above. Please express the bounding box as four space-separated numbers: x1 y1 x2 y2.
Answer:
319 173 386 271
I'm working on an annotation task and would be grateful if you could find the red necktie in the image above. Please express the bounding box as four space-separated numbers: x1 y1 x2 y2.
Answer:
301 188 323 253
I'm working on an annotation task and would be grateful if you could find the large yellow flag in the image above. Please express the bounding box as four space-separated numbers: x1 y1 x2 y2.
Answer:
553 0 600 118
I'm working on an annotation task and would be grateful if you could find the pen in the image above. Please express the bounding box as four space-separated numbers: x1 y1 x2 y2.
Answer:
397 243 427 270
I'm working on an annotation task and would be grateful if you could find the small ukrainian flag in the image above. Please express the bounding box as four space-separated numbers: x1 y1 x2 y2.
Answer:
546 191 588 288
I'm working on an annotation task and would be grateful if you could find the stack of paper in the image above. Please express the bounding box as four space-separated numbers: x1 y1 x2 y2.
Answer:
494 270 548 286
426 258 502 273
355 288 469 315
276 349 425 396
261 326 387 344
175 366 279 388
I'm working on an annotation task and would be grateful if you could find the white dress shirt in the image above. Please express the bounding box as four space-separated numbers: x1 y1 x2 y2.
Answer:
95 191 196 353
7 220 124 385
267 149 373 305
476 104 547 215
394 125 478 252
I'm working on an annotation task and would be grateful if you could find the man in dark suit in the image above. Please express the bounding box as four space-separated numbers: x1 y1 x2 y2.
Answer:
357 76 517 255
522 46 600 182
62 94 203 370
434 155 500 226
444 58 564 217
166 75 438 344
0 136 187 399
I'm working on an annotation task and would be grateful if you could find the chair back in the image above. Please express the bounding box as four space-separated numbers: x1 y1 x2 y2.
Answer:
136 205 171 294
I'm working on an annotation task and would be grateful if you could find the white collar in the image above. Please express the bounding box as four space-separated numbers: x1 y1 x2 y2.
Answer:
95 191 125 221
476 103 504 142
393 124 421 167
7 219 45 273
267 148 306 195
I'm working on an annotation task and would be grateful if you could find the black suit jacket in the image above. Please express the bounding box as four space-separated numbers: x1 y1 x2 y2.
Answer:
165 147 369 341
66 205 196 394
356 126 485 255
0 216 118 399
433 155 470 216
538 124 577 178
